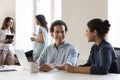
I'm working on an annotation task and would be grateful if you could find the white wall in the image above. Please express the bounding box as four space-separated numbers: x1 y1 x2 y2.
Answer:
62 0 108 63
108 0 120 48
0 0 15 27
0 0 35 52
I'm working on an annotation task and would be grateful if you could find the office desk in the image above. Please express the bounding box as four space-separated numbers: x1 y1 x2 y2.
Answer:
0 66 120 80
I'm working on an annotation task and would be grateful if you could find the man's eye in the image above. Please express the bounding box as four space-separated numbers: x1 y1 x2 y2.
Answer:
54 31 59 33
61 31 64 33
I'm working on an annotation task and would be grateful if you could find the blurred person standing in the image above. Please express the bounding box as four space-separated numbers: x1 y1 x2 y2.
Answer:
25 14 48 61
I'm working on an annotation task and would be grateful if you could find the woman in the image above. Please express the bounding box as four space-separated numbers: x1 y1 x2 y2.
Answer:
25 14 48 61
65 18 119 74
0 17 15 65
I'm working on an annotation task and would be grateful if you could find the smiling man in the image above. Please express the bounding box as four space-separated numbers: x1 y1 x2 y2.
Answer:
37 20 78 72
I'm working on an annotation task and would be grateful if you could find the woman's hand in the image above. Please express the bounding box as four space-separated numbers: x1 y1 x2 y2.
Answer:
55 63 71 70
31 37 36 41
4 39 9 43
32 33 37 36
64 64 76 72
9 39 14 43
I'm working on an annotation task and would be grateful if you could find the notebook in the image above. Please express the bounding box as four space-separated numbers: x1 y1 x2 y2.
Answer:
5 35 14 44
15 50 30 71
0 65 17 72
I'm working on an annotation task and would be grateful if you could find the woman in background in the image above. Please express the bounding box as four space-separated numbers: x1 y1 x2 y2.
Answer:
0 17 15 65
65 18 119 74
25 14 48 61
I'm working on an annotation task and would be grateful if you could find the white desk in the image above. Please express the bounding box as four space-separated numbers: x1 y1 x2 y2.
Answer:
0 66 120 80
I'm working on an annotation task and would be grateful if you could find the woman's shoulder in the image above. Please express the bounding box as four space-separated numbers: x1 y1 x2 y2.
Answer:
102 40 113 49
100 41 114 53
39 26 47 32
91 40 113 50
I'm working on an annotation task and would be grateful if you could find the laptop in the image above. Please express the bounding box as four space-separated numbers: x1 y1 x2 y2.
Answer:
15 50 30 71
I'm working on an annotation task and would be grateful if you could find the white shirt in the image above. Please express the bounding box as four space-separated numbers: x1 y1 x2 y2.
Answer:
0 29 14 51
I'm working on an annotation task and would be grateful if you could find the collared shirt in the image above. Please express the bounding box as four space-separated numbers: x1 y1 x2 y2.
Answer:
81 40 119 74
37 41 78 66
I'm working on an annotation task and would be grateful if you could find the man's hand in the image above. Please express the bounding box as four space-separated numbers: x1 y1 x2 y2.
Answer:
39 64 56 72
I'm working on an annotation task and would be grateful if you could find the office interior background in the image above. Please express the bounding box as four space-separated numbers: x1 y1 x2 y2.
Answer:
0 0 120 64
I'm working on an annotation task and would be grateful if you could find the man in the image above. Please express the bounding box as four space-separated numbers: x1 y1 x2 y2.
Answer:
37 20 78 72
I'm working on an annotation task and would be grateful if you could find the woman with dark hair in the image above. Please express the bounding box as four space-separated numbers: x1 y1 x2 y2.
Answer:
25 14 48 61
65 18 119 74
0 16 15 65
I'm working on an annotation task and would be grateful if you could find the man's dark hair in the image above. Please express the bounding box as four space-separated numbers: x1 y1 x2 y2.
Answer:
50 20 68 32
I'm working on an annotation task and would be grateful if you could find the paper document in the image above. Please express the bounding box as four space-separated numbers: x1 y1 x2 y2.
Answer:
0 65 17 72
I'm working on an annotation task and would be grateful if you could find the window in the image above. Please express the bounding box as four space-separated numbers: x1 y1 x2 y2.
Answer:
15 0 61 51
15 0 35 52
108 0 120 47
35 0 61 44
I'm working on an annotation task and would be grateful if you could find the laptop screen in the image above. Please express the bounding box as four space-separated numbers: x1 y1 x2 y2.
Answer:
15 50 30 71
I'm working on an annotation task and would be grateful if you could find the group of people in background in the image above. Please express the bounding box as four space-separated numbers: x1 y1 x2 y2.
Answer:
0 14 119 74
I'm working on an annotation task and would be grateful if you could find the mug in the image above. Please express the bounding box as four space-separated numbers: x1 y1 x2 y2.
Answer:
29 62 39 73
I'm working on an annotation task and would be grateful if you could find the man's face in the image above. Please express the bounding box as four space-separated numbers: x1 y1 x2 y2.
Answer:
52 25 66 45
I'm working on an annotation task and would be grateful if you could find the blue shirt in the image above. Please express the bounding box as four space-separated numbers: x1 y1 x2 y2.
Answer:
81 40 119 74
37 41 78 66
33 26 48 61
